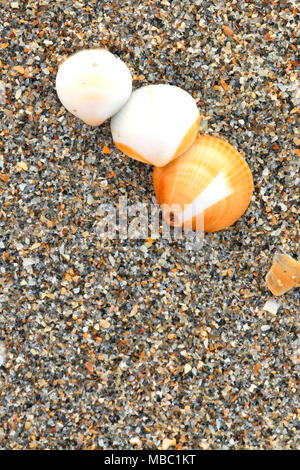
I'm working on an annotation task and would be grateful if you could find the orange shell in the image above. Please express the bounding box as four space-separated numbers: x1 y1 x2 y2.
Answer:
266 252 300 296
153 134 254 232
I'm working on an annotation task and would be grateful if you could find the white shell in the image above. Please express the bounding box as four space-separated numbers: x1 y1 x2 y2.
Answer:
56 49 132 126
111 84 200 167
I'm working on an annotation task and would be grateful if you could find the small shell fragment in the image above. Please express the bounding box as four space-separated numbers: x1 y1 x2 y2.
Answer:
129 437 141 447
56 49 132 126
0 341 6 367
262 299 280 315
111 84 200 167
161 438 176 450
266 252 300 296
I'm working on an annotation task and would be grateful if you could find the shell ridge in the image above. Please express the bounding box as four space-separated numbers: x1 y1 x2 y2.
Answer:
180 171 233 223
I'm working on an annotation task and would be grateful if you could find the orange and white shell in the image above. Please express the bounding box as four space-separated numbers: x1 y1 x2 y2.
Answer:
266 252 300 296
153 134 254 233
56 49 132 126
110 84 200 167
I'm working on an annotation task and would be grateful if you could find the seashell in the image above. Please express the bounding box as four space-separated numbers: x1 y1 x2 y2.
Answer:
266 252 300 296
56 48 132 126
153 134 254 232
111 84 200 167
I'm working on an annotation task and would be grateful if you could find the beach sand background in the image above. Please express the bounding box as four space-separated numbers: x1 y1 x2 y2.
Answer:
0 0 299 450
